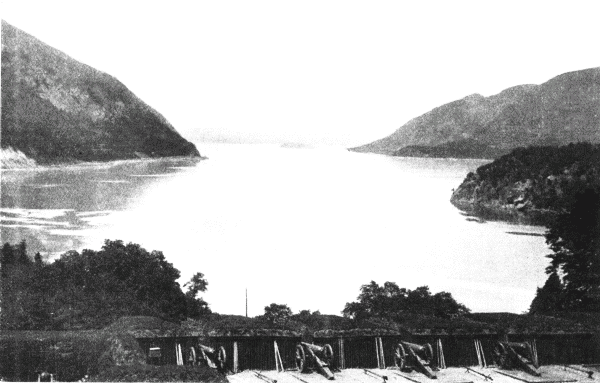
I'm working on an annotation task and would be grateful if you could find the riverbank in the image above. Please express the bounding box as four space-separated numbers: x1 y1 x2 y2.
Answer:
1 152 206 171
450 198 556 227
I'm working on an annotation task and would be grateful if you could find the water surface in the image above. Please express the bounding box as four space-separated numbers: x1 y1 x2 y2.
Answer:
1 144 549 315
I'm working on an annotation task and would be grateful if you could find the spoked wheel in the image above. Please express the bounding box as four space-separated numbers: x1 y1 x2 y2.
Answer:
189 346 197 366
425 343 439 371
321 344 334 365
295 344 307 372
394 343 407 369
217 346 227 370
425 343 434 361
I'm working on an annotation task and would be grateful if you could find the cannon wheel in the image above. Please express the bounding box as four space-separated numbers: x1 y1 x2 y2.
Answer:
425 343 434 361
295 344 307 372
217 346 227 370
322 344 334 365
190 346 197 366
394 343 406 369
494 342 508 368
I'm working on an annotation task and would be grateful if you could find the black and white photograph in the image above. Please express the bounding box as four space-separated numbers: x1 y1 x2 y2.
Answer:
1 1 599 381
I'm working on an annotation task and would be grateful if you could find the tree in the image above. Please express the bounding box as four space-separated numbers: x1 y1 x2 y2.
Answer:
529 272 564 314
1 242 15 267
264 303 292 325
16 240 30 265
1 239 212 330
184 272 209 298
343 281 469 321
291 309 336 331
184 272 211 317
0 242 38 329
34 252 43 266
545 188 600 311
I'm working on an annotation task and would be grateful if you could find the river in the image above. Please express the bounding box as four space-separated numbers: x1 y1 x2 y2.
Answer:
0 143 549 316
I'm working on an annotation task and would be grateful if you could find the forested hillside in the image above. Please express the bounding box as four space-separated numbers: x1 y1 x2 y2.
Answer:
351 67 600 159
450 142 600 224
1 20 199 166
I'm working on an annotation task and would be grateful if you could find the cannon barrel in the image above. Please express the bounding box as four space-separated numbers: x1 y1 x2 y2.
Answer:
301 342 333 363
400 342 434 361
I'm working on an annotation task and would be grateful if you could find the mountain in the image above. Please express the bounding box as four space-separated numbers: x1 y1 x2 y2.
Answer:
450 142 600 225
1 20 200 165
351 67 600 158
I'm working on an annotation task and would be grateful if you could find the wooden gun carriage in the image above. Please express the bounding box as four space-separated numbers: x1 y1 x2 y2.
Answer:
493 341 540 377
394 341 438 379
295 342 335 380
187 344 227 371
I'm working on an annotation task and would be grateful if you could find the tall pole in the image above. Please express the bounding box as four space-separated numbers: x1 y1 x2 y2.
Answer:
245 288 248 317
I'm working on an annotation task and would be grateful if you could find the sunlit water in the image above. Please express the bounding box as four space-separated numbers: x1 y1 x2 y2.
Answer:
1 143 549 316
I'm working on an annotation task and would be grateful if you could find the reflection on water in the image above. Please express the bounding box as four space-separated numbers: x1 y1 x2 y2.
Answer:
1 144 550 315
1 158 198 258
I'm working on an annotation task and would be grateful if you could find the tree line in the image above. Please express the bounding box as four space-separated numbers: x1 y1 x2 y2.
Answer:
530 187 600 314
457 142 600 213
3 182 599 332
0 240 210 330
0 237 474 331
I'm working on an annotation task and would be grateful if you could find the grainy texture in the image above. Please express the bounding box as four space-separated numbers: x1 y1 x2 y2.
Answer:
1 20 200 165
351 68 600 159
450 143 600 224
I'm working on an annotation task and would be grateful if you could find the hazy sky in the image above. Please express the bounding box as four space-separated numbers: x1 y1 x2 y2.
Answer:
2 0 599 146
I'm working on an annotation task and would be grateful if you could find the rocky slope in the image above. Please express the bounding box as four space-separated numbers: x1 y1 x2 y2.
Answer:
351 67 600 159
450 142 600 225
1 20 200 165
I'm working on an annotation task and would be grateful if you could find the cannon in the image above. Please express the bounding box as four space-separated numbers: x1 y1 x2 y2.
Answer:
493 341 540 377
295 342 335 380
188 344 227 371
394 341 438 379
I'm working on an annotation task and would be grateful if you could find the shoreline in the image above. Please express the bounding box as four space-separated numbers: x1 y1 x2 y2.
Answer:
1 154 207 172
451 199 556 227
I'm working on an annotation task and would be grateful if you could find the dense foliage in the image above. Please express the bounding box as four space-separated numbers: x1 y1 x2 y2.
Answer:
529 272 565 314
530 188 600 313
451 142 600 223
0 240 210 330
342 281 470 321
263 303 293 326
394 139 508 159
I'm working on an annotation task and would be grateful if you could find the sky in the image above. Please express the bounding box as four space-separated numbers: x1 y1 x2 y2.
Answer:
2 1 599 147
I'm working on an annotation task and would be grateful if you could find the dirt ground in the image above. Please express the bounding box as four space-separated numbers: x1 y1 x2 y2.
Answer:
228 366 597 383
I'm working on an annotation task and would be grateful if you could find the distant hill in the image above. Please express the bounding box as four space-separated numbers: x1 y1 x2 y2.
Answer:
351 67 600 159
1 20 200 166
450 142 600 225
